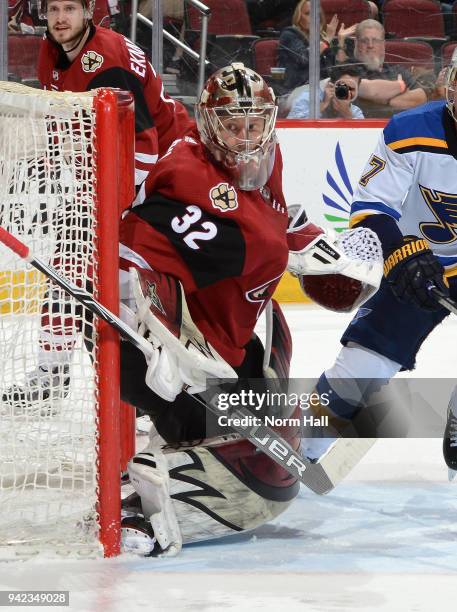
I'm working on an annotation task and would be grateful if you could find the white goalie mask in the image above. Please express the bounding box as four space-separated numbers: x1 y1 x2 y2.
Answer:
195 63 278 191
38 0 95 20
445 49 457 120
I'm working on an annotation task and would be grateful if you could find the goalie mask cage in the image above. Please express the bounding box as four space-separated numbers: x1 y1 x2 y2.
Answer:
0 83 135 558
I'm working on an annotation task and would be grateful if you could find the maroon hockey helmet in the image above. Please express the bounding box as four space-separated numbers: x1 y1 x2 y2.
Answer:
38 0 95 19
195 62 278 191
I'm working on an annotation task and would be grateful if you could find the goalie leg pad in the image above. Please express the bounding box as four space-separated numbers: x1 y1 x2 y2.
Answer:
128 445 182 556
128 437 300 548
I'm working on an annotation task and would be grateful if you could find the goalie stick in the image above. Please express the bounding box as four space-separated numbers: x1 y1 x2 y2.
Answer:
427 283 457 315
0 226 362 494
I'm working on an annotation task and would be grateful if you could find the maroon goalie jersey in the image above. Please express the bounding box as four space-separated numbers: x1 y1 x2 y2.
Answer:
38 25 190 187
120 129 290 367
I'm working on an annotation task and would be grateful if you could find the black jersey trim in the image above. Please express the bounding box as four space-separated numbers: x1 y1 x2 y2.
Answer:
132 193 246 289
88 67 154 133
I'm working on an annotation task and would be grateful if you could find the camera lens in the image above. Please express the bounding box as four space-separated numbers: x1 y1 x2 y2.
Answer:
335 83 350 100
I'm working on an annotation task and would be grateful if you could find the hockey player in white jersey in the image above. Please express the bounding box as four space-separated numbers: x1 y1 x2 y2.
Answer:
306 51 457 472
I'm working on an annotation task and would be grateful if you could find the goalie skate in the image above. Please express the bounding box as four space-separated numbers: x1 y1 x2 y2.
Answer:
121 516 158 556
1 364 70 417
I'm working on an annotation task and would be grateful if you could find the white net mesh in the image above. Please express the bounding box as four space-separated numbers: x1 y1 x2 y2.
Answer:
337 227 383 263
0 83 102 558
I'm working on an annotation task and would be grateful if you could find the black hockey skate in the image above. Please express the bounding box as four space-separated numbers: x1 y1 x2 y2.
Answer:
1 364 71 417
121 491 161 556
121 515 159 556
443 405 457 479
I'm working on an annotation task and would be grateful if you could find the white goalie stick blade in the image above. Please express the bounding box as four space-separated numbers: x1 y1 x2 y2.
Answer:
311 438 377 493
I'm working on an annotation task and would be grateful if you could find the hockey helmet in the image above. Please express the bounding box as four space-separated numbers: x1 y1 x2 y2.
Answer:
445 48 457 120
195 63 278 191
38 0 95 20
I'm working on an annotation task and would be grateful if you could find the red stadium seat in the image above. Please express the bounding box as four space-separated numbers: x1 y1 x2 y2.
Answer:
384 39 434 71
383 0 446 40
321 0 371 27
186 0 259 69
8 34 42 80
252 38 280 78
187 0 253 36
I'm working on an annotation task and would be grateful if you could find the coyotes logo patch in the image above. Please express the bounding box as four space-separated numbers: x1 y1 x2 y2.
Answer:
146 281 166 315
81 51 104 73
210 183 238 212
246 274 283 319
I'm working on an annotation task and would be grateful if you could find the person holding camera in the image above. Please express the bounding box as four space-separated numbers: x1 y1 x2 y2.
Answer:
287 64 364 119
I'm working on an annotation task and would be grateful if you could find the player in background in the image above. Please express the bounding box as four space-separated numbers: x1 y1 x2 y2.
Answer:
303 51 457 472
116 63 383 555
37 0 189 190
2 0 190 411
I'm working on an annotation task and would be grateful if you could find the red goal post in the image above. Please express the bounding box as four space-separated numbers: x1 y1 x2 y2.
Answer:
0 84 136 558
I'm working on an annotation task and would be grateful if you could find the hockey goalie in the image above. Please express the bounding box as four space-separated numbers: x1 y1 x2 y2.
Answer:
113 63 384 556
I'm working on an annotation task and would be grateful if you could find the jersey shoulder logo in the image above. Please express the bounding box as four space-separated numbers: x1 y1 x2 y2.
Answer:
419 184 457 244
210 183 238 212
81 51 104 73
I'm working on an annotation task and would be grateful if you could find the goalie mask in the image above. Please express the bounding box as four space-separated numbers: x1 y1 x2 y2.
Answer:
195 63 278 191
38 0 95 20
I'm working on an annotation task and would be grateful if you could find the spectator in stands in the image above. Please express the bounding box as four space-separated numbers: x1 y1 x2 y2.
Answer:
278 0 356 92
287 63 364 119
352 19 427 117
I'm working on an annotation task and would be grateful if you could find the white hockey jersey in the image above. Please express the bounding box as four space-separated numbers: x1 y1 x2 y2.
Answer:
350 100 457 277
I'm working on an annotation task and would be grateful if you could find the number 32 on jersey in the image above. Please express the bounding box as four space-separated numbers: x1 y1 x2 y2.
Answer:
171 205 218 250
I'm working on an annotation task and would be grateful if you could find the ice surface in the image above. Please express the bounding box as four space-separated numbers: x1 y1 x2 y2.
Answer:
1 305 456 612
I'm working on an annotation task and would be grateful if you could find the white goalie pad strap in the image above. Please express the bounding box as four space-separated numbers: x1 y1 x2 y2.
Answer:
129 267 237 402
128 449 182 556
289 226 383 295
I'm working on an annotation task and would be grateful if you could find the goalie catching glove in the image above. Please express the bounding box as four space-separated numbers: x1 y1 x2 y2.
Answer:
383 235 449 311
286 207 383 312
121 267 237 402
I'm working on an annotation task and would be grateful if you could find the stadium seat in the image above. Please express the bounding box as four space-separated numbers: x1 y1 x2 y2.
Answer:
7 34 42 81
384 39 434 71
186 0 259 70
252 38 280 78
320 0 371 27
383 0 446 40
187 0 253 36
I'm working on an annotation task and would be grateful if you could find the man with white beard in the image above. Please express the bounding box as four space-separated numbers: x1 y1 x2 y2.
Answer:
350 19 427 117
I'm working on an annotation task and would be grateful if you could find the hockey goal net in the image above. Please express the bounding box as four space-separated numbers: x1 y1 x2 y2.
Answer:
0 82 135 558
